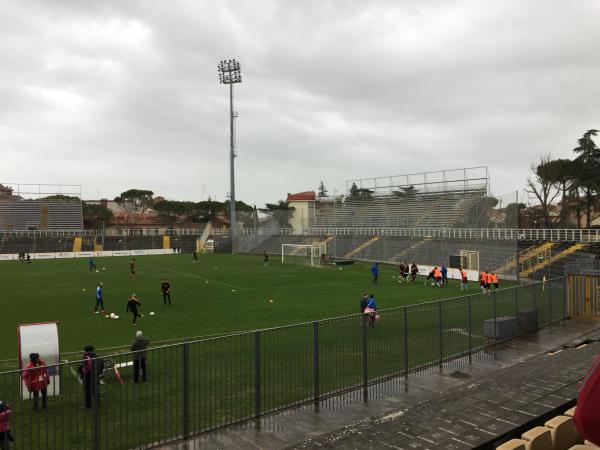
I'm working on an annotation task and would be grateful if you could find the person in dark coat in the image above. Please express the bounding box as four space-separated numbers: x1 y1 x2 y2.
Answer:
78 345 102 409
130 331 149 383
160 280 171 307
126 294 143 324
23 353 50 411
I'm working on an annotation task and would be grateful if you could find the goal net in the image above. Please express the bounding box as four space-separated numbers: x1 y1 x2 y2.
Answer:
281 244 324 267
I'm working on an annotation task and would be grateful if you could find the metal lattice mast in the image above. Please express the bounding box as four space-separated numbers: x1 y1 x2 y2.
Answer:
218 59 242 251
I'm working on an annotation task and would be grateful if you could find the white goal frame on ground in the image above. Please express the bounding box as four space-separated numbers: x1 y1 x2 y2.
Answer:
281 244 323 267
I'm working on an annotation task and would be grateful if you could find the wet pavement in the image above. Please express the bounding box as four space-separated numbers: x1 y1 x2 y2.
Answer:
162 320 599 450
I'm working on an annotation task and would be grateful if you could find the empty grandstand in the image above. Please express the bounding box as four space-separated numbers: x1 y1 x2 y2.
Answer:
311 167 492 229
0 183 83 230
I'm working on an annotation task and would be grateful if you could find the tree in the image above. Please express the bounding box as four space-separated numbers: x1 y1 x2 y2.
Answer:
224 199 255 214
260 200 294 227
114 189 154 214
348 182 374 200
40 195 80 202
572 129 600 228
393 185 417 199
540 158 575 226
318 181 328 198
82 202 113 229
153 200 188 226
504 202 526 228
526 155 561 228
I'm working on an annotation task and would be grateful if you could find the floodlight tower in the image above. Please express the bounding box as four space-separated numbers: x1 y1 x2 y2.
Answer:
218 59 242 251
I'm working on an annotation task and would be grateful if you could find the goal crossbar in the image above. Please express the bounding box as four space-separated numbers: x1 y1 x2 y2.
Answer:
281 244 323 267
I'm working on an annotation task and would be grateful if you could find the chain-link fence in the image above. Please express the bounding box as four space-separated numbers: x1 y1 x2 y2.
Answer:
0 277 566 449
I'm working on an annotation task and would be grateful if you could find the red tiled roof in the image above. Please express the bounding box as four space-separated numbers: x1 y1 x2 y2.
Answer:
287 191 316 201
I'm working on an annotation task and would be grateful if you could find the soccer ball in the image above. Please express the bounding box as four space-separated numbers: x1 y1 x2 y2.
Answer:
232 289 236 292
110 313 116 318
269 299 273 303
96 270 99 273
82 288 86 291
102 267 106 271
431 283 435 286
339 267 343 270
149 312 155 316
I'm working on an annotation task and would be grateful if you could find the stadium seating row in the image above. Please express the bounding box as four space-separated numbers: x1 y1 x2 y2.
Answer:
312 191 486 228
0 200 83 229
497 406 597 450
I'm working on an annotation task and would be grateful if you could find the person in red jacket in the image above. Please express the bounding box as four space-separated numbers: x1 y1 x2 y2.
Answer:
0 400 13 449
23 353 50 411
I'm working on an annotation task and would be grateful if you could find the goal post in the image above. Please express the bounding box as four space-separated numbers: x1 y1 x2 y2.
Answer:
281 244 323 267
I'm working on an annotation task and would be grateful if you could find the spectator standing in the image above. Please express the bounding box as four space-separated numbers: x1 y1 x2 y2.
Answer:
365 294 378 328
130 331 149 383
23 353 50 411
78 345 102 409
0 401 13 449
360 293 369 326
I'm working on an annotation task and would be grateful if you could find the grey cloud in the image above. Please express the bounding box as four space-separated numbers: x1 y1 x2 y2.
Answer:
1 0 599 208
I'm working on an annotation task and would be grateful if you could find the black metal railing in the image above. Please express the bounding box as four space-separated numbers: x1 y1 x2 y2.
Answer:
0 277 567 449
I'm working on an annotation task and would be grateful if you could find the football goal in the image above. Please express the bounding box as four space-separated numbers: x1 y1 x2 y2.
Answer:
281 244 324 267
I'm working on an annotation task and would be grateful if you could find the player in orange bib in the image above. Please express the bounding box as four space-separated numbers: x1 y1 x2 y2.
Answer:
459 267 468 290
433 267 442 287
479 270 487 293
491 272 499 289
485 271 493 295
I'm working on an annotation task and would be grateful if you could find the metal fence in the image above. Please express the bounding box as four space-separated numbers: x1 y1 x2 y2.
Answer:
568 274 600 319
0 277 567 449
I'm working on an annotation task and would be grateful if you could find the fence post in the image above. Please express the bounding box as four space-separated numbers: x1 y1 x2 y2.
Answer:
468 297 472 365
313 322 319 405
362 317 368 402
532 284 538 331
254 331 261 418
492 291 497 341
549 280 553 326
514 285 519 318
438 301 443 368
564 275 569 320
182 343 190 439
403 307 409 378
92 360 100 450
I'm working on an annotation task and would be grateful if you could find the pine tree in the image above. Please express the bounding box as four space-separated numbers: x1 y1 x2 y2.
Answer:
318 180 328 197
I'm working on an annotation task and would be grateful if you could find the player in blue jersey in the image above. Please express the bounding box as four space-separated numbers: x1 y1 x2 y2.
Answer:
94 282 105 313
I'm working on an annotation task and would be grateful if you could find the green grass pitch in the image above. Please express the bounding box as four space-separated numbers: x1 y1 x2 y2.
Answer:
2 253 477 362
0 253 548 449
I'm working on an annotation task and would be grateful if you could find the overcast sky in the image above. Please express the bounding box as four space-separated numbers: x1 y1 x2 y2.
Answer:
1 1 599 207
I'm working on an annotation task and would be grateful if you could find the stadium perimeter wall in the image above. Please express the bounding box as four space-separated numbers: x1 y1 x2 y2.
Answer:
236 234 519 279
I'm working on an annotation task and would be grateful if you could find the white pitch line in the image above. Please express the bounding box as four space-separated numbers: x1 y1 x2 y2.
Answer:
140 263 246 290
444 327 485 340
